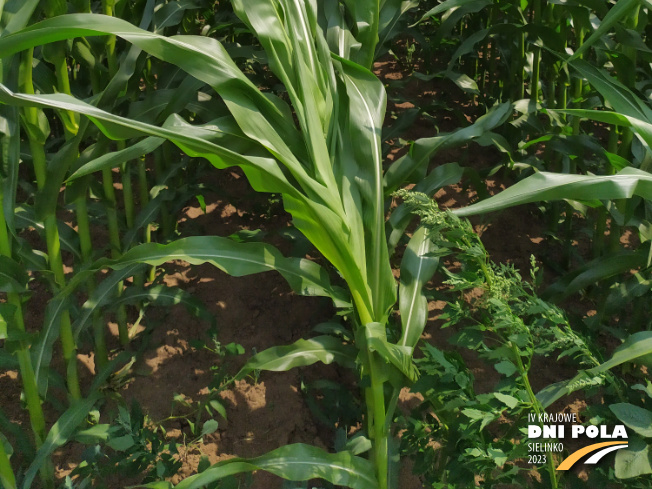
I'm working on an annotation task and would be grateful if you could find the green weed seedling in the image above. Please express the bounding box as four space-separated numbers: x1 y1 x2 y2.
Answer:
72 401 181 488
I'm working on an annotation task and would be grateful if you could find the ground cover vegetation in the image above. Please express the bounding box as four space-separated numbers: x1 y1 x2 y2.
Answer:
0 0 652 488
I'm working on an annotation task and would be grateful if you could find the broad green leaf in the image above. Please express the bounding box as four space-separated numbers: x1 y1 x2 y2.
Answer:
0 431 15 489
319 0 360 60
174 443 377 489
200 420 219 437
337 55 396 322
430 0 492 46
552 108 652 153
0 256 28 293
494 392 519 409
600 331 652 371
107 435 135 452
23 393 101 489
364 322 418 383
615 437 652 479
610 403 652 438
2 0 39 36
62 236 348 310
399 227 439 348
0 86 298 197
0 13 295 142
494 360 517 377
72 264 145 339
447 28 488 70
113 285 215 325
455 168 652 217
73 424 110 444
235 336 356 380
377 0 419 56
565 58 652 122
344 435 372 456
0 304 13 340
114 237 347 303
31 297 69 397
384 102 511 194
14 205 81 260
569 0 640 61
122 193 168 248
233 0 337 194
413 0 490 26
543 248 649 300
339 0 380 67
67 136 164 181
0 104 19 238
153 0 202 32
445 71 479 94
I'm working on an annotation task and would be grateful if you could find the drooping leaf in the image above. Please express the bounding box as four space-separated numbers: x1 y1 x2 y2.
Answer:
72 264 145 339
569 0 641 61
455 168 652 217
235 336 356 380
174 443 377 489
413 0 491 26
543 247 649 300
66 136 164 181
384 102 511 194
23 393 102 489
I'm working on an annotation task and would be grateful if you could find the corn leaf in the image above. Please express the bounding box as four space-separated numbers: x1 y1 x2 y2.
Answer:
363 322 418 383
23 393 102 489
543 247 649 301
569 0 641 61
114 285 215 325
413 0 488 25
615 437 652 479
455 168 652 217
0 431 15 489
337 55 396 321
174 443 377 489
66 136 164 181
384 102 511 194
399 227 439 348
235 336 357 380
14 205 81 260
63 236 349 307
552 108 652 153
0 256 28 293
72 264 145 340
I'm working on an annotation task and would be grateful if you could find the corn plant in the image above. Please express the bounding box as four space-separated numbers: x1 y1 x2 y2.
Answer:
3 1 652 488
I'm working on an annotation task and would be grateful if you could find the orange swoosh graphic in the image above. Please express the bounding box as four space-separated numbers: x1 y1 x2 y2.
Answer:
557 441 628 470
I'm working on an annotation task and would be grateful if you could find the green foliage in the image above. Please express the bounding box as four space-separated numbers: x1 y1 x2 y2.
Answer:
0 0 651 488
72 401 182 488
396 189 602 488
